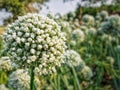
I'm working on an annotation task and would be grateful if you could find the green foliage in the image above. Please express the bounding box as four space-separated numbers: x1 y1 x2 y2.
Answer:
0 70 8 84
0 0 26 24
0 36 3 55
0 0 48 25
75 4 120 18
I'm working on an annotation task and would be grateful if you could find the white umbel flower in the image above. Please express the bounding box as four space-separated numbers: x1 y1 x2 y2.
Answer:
81 66 93 80
71 29 85 43
85 27 96 36
82 14 95 27
98 15 120 36
97 10 108 21
80 25 88 32
64 50 83 67
3 13 66 75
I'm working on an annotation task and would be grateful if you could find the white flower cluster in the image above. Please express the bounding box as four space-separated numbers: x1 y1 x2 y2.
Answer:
101 34 116 42
64 50 85 67
85 27 96 36
106 56 114 65
96 15 102 21
82 14 95 27
8 69 30 90
80 25 88 32
0 57 12 71
81 66 93 80
0 84 8 90
64 50 93 80
71 29 85 43
99 15 120 36
3 13 66 75
97 10 108 21
80 25 96 36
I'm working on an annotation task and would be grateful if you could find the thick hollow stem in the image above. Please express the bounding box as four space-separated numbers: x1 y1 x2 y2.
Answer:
30 66 35 90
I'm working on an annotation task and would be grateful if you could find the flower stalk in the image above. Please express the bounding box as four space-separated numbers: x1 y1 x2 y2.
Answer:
30 66 35 90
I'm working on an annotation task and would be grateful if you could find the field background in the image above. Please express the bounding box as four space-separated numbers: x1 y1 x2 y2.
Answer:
0 0 120 90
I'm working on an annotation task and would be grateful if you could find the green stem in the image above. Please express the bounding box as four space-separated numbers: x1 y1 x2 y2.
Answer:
30 66 35 90
71 65 81 90
60 67 70 90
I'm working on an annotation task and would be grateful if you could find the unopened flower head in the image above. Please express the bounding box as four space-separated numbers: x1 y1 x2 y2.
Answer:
82 14 95 27
64 50 83 67
86 27 96 36
97 10 108 21
71 29 85 43
106 56 114 65
81 66 93 80
3 13 66 75
96 15 102 21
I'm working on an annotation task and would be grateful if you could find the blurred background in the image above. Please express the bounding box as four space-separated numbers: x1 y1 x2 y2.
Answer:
0 0 120 90
0 0 120 26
